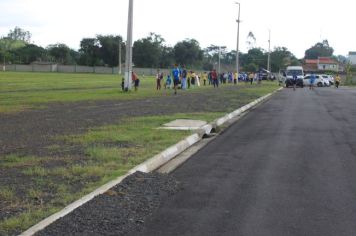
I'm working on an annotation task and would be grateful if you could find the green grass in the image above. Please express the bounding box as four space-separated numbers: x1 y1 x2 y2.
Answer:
0 187 15 202
0 208 60 236
0 72 280 113
0 113 226 235
0 73 280 234
0 155 42 168
0 72 164 113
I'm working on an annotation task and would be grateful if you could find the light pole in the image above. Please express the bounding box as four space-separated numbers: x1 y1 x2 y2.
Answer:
218 46 221 75
118 38 122 75
235 2 241 84
216 46 226 76
124 0 134 90
267 29 271 74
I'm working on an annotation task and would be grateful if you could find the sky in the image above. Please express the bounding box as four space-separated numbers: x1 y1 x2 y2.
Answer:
0 0 354 58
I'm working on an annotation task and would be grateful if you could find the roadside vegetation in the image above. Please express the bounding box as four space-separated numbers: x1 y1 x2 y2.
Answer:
0 72 278 235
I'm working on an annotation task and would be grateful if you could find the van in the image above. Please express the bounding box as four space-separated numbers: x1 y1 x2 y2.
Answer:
285 66 304 88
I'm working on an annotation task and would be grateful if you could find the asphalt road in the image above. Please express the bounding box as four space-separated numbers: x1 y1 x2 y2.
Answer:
135 87 356 236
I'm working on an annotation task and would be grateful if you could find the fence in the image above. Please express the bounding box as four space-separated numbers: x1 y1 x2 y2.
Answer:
0 64 172 76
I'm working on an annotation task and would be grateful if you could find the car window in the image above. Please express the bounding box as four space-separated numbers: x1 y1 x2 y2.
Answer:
286 70 303 76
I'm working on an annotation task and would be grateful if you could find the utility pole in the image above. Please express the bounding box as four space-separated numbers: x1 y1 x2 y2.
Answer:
124 0 133 90
235 2 241 84
118 38 122 75
218 46 221 76
267 29 271 74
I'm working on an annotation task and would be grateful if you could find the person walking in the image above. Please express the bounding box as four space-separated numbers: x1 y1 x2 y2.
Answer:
156 70 163 90
202 72 207 86
187 71 192 89
172 64 180 95
292 73 297 91
132 71 140 91
310 73 316 90
181 66 187 90
211 69 218 88
335 74 341 88
249 72 254 85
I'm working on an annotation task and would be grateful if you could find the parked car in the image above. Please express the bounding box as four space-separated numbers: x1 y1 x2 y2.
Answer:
303 74 327 87
321 74 335 85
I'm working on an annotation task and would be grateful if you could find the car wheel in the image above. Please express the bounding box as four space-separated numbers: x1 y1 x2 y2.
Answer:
317 82 322 87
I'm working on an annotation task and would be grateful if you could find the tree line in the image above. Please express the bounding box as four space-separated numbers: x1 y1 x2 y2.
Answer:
0 27 345 72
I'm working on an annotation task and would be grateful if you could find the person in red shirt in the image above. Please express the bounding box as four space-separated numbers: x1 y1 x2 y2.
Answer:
132 71 139 91
211 69 218 88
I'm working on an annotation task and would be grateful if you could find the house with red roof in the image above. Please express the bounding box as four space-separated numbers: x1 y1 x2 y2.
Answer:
303 57 340 72
317 57 339 71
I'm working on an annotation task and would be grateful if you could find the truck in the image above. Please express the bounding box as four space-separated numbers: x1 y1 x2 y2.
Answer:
284 66 304 88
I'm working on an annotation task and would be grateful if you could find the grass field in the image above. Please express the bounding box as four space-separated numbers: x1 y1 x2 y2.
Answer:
0 71 280 235
0 72 161 113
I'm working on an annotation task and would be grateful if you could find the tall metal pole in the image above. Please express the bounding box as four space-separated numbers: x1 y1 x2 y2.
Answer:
218 46 221 76
119 39 122 75
267 29 271 73
235 2 240 84
124 0 133 90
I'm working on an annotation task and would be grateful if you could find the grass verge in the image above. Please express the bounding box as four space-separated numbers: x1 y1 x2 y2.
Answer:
0 112 224 235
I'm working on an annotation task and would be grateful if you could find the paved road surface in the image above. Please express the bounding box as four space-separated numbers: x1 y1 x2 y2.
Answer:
135 87 356 236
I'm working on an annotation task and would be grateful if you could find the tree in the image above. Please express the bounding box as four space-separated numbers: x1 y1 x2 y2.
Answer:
246 31 256 50
13 44 47 64
270 47 299 71
7 26 32 43
174 39 203 68
97 35 124 67
244 62 258 72
304 40 334 59
159 45 174 68
336 55 347 64
240 47 266 70
47 43 74 64
78 38 101 66
0 37 26 66
133 33 165 67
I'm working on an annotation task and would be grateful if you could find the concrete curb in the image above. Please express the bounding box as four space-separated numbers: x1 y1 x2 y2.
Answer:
20 86 282 236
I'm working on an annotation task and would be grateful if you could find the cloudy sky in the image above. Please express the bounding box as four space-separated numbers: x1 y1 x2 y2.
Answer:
0 0 354 58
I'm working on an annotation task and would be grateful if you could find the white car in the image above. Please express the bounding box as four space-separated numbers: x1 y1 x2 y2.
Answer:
303 74 327 87
321 74 334 85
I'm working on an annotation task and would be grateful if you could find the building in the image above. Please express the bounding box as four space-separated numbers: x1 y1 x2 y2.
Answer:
303 57 340 72
317 57 339 71
303 59 318 73
348 52 356 65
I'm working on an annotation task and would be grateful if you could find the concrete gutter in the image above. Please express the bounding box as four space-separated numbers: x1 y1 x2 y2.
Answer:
20 86 283 236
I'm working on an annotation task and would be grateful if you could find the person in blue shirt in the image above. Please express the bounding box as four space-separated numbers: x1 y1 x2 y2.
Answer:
165 74 172 89
172 64 180 94
310 73 316 90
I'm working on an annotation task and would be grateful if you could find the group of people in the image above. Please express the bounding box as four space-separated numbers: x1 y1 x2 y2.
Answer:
121 71 140 91
122 65 269 94
167 64 247 94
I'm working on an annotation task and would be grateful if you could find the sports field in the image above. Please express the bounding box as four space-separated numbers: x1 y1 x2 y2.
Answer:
0 72 279 235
